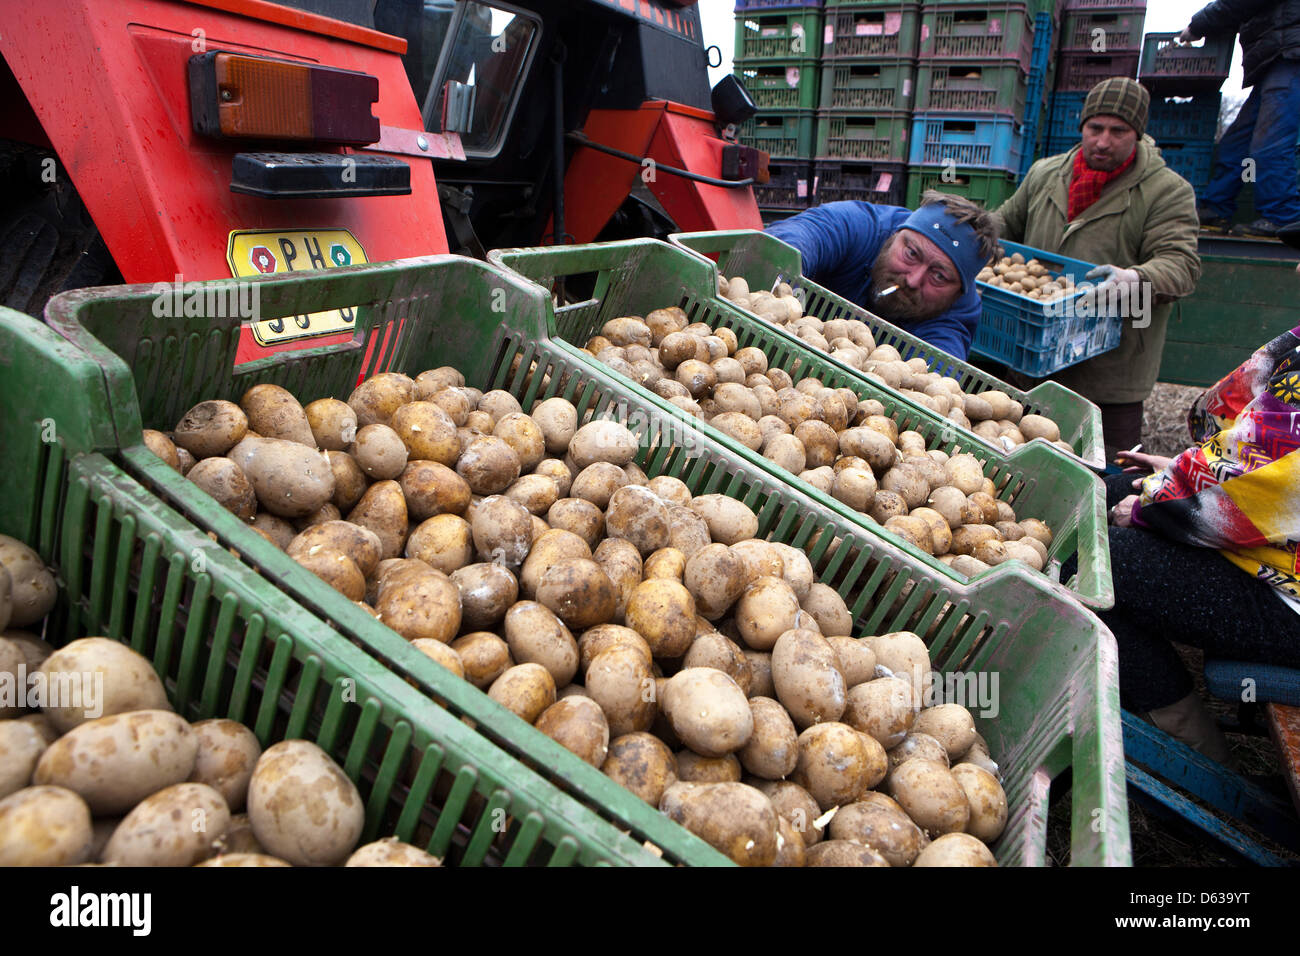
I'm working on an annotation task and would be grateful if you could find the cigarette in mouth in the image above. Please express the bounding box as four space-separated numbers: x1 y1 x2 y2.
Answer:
877 285 898 298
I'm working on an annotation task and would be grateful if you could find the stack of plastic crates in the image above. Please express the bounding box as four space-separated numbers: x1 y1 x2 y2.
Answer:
1018 10 1057 179
906 0 1035 209
1137 31 1231 190
734 2 824 217
812 0 921 207
1047 0 1143 154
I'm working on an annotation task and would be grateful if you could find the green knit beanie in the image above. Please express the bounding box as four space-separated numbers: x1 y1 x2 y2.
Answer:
1080 77 1149 137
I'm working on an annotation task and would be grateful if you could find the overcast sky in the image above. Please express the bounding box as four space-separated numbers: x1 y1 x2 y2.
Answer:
702 0 1245 99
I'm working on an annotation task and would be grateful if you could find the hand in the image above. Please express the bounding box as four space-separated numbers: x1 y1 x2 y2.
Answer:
1177 27 1197 44
1111 495 1139 528
1077 264 1141 314
1114 449 1173 473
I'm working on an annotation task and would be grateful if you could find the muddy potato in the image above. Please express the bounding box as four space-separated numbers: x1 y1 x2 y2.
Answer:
405 514 474 574
839 426 896 476
524 398 575 456
734 576 801 651
384 401 458 466
536 558 616 632
184 457 255 520
744 651 774 699
488 663 557 725
603 732 677 805
666 506 711 559
520 528 592 598
288 520 382 577
914 831 997 866
682 633 752 695
348 374 414 427
828 792 924 867
685 494 755 546
880 463 930 510
832 466 877 513
914 703 978 761
729 539 785 586
887 758 970 836
102 782 230 867
869 490 909 524
502 600 580 688
944 453 985 496
590 539 641 621
676 751 743 783
586 645 656 736
951 763 1008 843
240 384 314 447
909 506 953 555
772 628 847 729
456 436 521 496
39 638 171 733
800 466 834 494
567 420 637 471
536 696 610 768
684 543 747 621
226 436 334 519
827 636 876 688
321 452 364 514
341 838 442 867
805 839 890 867
972 538 1009 567
142 429 182 471
578 624 652 679
865 630 932 701
450 632 513 689
471 494 534 568
0 785 93 866
769 543 813 602
951 524 999 557
0 720 48 799
801 582 853 637
664 668 753 757
762 433 806 474
600 485 668 557
411 637 466 678
545 498 604 549
737 696 799 780
187 719 260 813
486 413 543 473
792 420 837 470
625 578 697 658
397 460 468 521
503 473 559 516
34 710 196 815
412 367 464 399
844 676 916 748
245 740 363 867
1019 518 1053 547
567 462 626 511
295 502 341 530
1002 539 1045 571
174 400 249 458
1017 414 1060 443
303 398 357 452
375 568 461 643
660 781 778 866
642 547 686 581
792 721 873 811
751 779 822 846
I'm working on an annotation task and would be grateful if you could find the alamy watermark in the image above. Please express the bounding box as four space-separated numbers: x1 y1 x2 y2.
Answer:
0 666 103 719
1042 279 1153 329
150 274 261 321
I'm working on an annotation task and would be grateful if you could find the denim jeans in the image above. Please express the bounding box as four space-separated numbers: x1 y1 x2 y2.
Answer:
1201 57 1300 224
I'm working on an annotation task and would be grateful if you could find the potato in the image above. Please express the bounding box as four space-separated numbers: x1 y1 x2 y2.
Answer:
951 763 1008 843
1002 539 1046 571
944 453 985 496
887 758 970 836
375 568 461 643
569 462 628 511
102 781 230 866
599 485 668 557
0 720 47 799
303 398 357 452
664 668 753 758
1018 414 1061 443
0 536 56 627
682 632 752 695
887 732 950 783
666 505 711 559
413 367 463 399
405 514 474 574
843 676 916 749
973 539 1009 566
226 436 334 518
689 494 759 546
535 695 610 769
503 600 580 686
827 636 876 688
914 831 997 866
603 732 677 805
179 719 260 816
471 494 534 568
832 466 877 513
322 451 365 513
534 558 616 631
519 528 592 599
675 751 742 784
37 638 170 733
801 582 853 637
736 696 799 780
489 663 557 725
288 521 383 577
586 644 657 737
913 703 978 760
838 426 896 476
295 502 341 529
865 631 932 702
142 429 182 471
0 785 93 865
805 839 890 867
411 637 465 678
173 400 249 458
730 576 798 652
34 710 196 815
524 397 574 455
625 577 700 659
829 793 925 867
450 632 512 689
770 543 814 602
792 722 873 811
1019 518 1053 547
590 538 641 622
345 838 442 867
448 563 516 630
772 628 847 729
567 420 637 470
245 740 363 867
456 436 521 496
660 781 777 866
240 383 315 446
684 543 748 621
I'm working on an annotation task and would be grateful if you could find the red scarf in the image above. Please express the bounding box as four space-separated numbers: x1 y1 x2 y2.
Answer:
1067 148 1136 220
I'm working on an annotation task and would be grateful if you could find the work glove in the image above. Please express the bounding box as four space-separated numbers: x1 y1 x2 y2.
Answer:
1075 264 1141 317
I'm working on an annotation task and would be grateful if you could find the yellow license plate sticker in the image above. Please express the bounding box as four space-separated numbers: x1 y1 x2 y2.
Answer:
227 228 368 346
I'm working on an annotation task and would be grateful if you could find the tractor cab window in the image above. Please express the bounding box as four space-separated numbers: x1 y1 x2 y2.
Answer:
423 1 539 158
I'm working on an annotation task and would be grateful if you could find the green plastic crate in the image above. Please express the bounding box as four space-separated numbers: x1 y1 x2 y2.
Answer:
915 59 1028 117
906 164 1021 209
824 4 921 59
816 109 912 162
670 228 1105 471
919 3 1035 71
739 108 817 159
734 7 823 60
490 239 1112 611
819 58 918 111
734 59 821 111
25 258 1127 866
0 307 705 868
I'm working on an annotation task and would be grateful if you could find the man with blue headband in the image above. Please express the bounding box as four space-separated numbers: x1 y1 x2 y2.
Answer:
766 191 999 361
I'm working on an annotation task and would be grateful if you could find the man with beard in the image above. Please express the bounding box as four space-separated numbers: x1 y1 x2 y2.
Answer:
765 191 1000 361
995 77 1201 461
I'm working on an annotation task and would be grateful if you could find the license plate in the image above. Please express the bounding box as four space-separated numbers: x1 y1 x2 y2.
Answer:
227 228 368 346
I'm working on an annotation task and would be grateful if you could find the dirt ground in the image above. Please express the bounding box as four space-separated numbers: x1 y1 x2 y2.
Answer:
1140 382 1207 458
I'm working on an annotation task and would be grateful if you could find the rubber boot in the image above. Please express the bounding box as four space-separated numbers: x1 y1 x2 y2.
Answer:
1145 692 1238 769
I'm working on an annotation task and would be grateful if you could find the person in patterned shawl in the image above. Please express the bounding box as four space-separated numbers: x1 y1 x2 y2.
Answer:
1083 222 1300 765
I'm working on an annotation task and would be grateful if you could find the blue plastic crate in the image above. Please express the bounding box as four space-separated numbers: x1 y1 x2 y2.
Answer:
1042 134 1078 158
972 239 1123 376
1148 94 1222 143
1046 91 1087 140
1159 139 1214 188
1020 12 1054 178
909 111 1025 173
1028 10 1055 76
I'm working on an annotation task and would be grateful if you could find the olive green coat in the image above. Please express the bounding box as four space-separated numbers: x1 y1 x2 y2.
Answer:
994 137 1202 404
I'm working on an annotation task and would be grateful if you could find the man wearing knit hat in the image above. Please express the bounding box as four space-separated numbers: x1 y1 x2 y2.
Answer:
995 77 1202 461
766 191 1001 360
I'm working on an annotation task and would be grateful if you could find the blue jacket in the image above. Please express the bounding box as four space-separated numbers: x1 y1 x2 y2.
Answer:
765 201 982 361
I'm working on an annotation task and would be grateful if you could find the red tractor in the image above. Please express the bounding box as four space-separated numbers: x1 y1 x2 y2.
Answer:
0 0 762 360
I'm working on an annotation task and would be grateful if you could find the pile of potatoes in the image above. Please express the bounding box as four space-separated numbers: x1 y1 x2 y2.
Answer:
581 310 1056 578
0 535 57 634
976 253 1077 302
129 370 1010 866
714 275 1072 457
0 636 441 866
